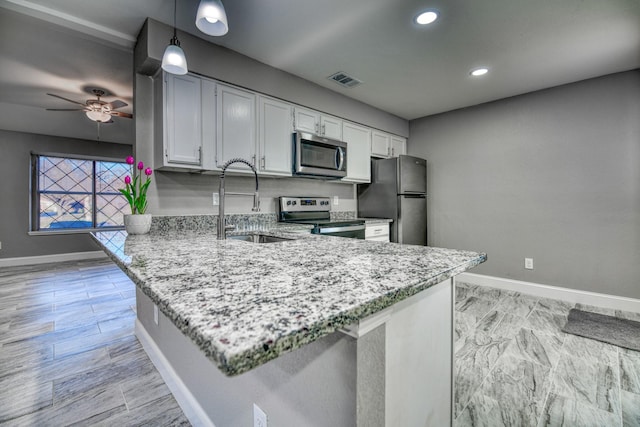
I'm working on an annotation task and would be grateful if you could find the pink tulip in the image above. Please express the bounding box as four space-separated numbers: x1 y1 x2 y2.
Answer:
125 156 134 165
124 175 131 185
144 168 153 176
137 161 144 170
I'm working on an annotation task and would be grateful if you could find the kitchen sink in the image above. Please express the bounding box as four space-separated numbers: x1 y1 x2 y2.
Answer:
227 233 293 243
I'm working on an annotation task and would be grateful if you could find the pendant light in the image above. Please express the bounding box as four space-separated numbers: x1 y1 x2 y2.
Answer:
195 0 229 36
162 0 188 75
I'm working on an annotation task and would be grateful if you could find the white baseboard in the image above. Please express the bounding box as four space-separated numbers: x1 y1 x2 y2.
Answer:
458 272 640 314
135 320 215 427
0 250 108 268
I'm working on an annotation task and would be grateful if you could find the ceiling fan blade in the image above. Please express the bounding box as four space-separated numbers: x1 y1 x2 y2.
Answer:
110 111 133 119
46 108 84 111
47 93 86 106
108 100 128 109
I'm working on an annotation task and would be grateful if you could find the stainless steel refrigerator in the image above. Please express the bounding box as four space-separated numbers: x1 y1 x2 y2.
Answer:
357 155 427 245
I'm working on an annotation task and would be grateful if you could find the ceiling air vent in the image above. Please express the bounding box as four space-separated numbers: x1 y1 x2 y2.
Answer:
328 72 362 88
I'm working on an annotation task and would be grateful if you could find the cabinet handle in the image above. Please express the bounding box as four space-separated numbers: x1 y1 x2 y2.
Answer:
387 146 390 156
322 124 326 135
391 147 395 157
261 156 265 169
198 147 202 162
252 155 256 166
315 123 319 134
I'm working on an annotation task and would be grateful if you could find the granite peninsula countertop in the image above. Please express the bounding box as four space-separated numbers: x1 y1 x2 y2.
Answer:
92 228 486 376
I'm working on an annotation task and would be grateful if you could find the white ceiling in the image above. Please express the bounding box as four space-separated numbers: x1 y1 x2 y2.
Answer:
0 0 639 143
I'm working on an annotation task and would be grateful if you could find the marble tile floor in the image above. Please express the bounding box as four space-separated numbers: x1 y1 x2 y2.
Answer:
454 281 640 427
0 259 190 426
2 259 639 426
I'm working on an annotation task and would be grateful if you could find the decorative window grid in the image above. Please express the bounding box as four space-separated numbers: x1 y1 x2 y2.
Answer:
32 154 129 231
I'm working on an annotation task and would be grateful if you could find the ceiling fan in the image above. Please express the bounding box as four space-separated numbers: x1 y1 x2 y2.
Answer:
46 88 133 123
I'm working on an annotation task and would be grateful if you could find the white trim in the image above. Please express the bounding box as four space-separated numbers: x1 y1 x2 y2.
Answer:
339 307 392 338
0 250 107 267
135 320 216 427
458 272 640 313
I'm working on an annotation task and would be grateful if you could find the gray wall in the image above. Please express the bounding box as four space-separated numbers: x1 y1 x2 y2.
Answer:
408 70 640 299
0 130 132 259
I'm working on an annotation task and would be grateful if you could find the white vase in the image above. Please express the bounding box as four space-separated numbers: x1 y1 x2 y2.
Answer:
124 214 152 235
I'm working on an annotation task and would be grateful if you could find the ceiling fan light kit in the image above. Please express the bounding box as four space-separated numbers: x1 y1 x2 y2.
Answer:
162 0 188 75
196 0 229 36
46 89 132 125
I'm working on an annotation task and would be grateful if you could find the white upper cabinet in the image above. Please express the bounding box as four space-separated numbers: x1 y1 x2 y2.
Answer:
294 107 343 140
320 115 342 140
215 83 257 172
342 121 371 183
293 107 319 134
258 96 293 176
371 130 406 158
161 73 204 168
391 135 407 157
371 131 391 158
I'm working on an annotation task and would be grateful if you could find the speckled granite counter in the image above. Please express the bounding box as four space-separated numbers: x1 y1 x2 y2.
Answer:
92 228 485 376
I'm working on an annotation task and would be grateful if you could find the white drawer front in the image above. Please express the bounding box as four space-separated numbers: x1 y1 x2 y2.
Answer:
365 224 389 239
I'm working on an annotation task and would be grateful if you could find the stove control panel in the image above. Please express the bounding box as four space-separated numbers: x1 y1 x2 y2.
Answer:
279 197 331 212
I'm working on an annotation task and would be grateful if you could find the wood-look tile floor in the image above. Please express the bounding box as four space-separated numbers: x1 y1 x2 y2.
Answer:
2 259 639 426
454 282 640 427
0 259 190 426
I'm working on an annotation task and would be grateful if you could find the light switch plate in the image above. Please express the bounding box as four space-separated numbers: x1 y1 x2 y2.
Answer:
333 196 339 206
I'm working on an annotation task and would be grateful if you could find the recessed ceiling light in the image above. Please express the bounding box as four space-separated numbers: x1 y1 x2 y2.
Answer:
415 10 439 25
470 67 489 77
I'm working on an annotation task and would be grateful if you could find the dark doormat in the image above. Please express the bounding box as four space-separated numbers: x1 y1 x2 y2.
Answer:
562 309 640 352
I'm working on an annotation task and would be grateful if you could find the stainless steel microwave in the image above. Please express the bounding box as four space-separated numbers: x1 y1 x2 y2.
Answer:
293 132 347 179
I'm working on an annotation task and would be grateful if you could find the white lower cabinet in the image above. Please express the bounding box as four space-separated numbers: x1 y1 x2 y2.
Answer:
342 122 371 183
257 96 293 176
215 84 257 173
365 223 390 242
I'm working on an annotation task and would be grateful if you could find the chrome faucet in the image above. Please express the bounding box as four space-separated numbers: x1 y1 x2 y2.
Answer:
217 158 260 240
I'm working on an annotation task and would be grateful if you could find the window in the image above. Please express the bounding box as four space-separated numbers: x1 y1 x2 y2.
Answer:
32 154 130 231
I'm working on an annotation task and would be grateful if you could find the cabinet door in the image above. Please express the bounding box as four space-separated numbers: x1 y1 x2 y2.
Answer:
165 74 202 166
342 122 371 183
216 84 257 171
320 115 343 140
258 96 293 176
294 107 319 134
391 136 406 157
371 131 391 158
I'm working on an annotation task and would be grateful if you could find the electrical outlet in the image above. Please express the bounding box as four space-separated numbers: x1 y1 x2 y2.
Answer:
524 258 534 270
253 403 267 427
153 304 159 325
333 196 339 206
213 192 219 206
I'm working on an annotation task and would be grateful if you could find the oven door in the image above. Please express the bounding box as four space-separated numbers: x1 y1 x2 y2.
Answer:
314 224 365 239
293 132 347 178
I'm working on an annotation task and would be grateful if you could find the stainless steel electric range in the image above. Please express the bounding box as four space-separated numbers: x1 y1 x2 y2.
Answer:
277 197 365 239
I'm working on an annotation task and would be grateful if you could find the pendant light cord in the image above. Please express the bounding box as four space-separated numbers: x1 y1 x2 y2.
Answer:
173 0 177 39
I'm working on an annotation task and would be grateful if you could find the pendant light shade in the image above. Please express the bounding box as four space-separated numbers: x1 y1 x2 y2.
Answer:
162 0 188 75
196 0 229 36
162 37 188 75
